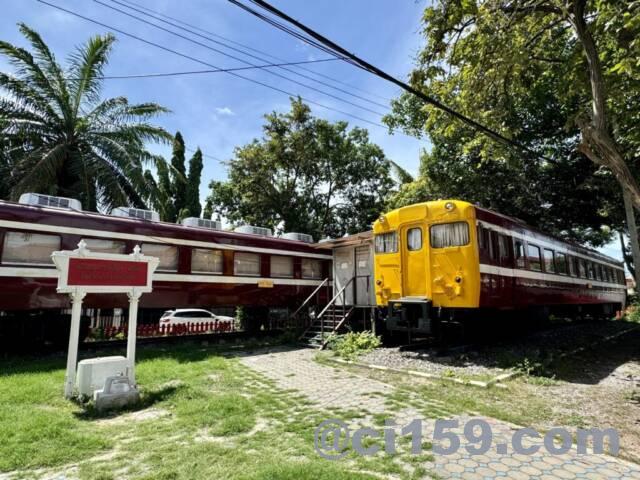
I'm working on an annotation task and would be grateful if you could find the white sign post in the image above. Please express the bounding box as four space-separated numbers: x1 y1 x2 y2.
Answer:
52 241 159 399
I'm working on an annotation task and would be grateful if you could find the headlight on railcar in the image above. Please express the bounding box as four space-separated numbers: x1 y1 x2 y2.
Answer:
445 201 455 211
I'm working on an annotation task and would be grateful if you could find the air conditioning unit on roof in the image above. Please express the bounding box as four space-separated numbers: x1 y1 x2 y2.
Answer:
19 193 82 211
234 225 272 237
281 232 314 243
111 207 160 222
181 217 222 230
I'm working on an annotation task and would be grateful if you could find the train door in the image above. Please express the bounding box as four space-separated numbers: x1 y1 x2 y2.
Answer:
401 223 428 298
334 247 355 306
355 245 373 305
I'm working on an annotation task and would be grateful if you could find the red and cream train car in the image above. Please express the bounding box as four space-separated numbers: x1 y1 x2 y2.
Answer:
0 196 330 343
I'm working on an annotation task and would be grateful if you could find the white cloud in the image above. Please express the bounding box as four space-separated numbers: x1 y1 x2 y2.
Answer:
215 107 235 116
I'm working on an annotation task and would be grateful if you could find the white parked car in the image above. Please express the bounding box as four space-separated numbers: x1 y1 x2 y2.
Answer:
159 309 235 328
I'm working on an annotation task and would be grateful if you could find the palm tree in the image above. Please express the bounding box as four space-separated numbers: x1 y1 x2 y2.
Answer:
0 24 173 211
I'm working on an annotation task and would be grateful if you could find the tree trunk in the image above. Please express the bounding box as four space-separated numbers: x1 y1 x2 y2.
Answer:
569 0 640 210
623 189 640 287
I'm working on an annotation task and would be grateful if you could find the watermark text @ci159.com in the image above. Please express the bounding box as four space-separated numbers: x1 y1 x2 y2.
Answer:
313 418 619 460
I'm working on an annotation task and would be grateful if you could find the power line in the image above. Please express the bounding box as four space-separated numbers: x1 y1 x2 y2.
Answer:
60 59 339 80
94 0 388 117
232 0 556 163
110 0 392 104
36 0 388 129
185 147 224 163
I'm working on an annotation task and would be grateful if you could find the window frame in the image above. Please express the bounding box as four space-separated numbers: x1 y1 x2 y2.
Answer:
407 227 423 251
527 243 542 272
140 242 179 272
374 231 398 254
191 248 224 275
543 248 556 273
514 240 525 269
233 252 261 277
429 221 471 249
301 258 323 280
270 255 294 278
1 230 61 266
80 238 127 255
555 252 568 275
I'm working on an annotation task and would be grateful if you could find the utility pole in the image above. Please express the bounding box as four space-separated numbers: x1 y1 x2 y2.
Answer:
623 189 640 288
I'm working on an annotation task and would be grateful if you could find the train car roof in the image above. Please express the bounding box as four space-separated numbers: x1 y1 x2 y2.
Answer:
0 200 325 255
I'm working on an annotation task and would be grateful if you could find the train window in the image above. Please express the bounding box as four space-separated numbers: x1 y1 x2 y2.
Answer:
430 222 470 248
515 241 525 268
2 231 60 265
81 238 126 254
570 257 578 276
498 235 510 261
191 248 223 274
407 228 422 251
596 264 603 281
271 255 293 278
374 231 398 254
141 243 178 271
527 244 542 271
477 225 484 249
578 259 586 278
587 262 595 280
543 249 555 273
490 232 499 260
302 258 322 279
556 252 568 275
234 252 260 276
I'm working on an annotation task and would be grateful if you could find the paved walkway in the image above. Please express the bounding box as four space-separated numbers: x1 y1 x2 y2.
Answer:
240 347 640 480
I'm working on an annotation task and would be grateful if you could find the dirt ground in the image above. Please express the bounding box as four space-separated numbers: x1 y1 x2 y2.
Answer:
359 320 640 462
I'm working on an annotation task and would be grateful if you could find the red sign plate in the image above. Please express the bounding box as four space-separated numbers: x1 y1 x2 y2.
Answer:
67 258 148 287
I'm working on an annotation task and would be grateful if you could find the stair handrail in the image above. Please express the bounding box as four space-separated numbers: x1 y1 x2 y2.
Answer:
290 277 329 325
316 276 355 321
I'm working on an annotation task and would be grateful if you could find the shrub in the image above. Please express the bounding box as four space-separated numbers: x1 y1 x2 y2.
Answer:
326 331 381 360
626 303 640 323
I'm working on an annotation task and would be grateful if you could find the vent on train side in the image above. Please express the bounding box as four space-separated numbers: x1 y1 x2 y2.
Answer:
18 193 82 211
181 217 222 230
234 225 273 237
111 207 160 222
281 232 314 243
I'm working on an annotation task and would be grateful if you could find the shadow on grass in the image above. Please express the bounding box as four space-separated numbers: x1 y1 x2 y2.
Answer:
73 382 185 421
0 336 304 376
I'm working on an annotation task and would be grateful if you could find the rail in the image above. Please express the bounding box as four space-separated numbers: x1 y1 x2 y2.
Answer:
289 277 329 328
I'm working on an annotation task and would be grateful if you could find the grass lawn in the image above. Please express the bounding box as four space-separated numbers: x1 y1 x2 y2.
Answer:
2 325 638 479
0 342 427 480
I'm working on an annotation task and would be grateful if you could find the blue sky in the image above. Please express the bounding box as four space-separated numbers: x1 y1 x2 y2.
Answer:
0 0 429 202
0 0 625 262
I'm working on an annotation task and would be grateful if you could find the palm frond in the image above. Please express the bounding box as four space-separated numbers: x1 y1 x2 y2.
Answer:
68 33 115 113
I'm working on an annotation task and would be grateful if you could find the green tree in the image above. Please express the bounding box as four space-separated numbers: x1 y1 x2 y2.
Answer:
0 24 171 211
206 98 395 240
383 0 639 259
170 131 187 221
186 148 203 218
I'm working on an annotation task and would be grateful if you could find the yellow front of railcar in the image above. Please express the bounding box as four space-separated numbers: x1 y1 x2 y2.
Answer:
373 200 480 333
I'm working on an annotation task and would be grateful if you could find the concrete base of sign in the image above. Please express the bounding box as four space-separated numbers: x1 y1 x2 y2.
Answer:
93 375 140 412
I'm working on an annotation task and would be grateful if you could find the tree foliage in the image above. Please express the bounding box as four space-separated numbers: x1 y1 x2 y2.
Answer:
186 148 203 218
384 0 639 247
206 98 395 240
0 24 172 211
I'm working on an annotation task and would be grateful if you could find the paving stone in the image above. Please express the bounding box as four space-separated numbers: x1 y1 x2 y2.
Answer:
240 347 640 480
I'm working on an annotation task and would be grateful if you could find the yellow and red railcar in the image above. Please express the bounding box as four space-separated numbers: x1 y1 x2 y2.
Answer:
373 200 626 335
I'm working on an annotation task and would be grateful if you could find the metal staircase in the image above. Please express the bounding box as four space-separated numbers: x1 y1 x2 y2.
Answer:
299 277 355 349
